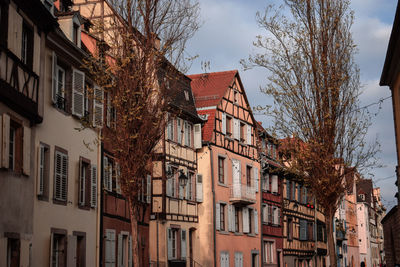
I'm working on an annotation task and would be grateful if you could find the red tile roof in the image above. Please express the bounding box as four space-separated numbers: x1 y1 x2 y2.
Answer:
188 70 238 108
188 70 238 142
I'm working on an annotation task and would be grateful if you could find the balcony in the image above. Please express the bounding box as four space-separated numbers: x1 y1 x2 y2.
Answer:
0 44 41 123
229 183 256 205
336 229 347 242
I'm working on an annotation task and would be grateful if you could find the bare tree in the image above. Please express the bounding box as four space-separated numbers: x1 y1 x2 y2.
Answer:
84 0 200 265
241 0 379 265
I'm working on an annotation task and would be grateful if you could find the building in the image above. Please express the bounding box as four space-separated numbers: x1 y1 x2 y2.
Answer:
380 1 400 265
189 70 261 267
0 0 57 265
335 197 348 267
373 188 386 265
257 123 284 267
31 0 101 266
148 68 203 267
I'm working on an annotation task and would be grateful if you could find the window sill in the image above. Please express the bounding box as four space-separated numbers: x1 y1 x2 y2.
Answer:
234 232 243 236
53 105 70 116
78 204 90 210
218 230 229 235
247 233 256 237
37 195 49 202
53 198 67 206
217 182 228 188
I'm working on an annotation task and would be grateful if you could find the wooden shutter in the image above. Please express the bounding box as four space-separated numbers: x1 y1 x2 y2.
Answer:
103 156 109 190
271 175 278 193
299 220 307 240
254 209 259 234
61 153 68 201
78 158 85 206
106 93 111 127
51 52 57 103
93 86 103 127
117 234 122 267
128 235 132 267
37 145 44 195
22 126 31 175
216 203 221 230
147 174 151 203
115 162 121 194
91 165 97 207
233 118 239 139
54 151 67 201
167 228 172 260
178 119 182 144
1 113 10 168
194 123 202 149
72 69 85 117
67 235 77 266
181 229 187 259
242 207 249 233
246 124 251 145
221 113 226 134
196 174 203 202
54 151 62 200
253 167 259 193
274 207 279 225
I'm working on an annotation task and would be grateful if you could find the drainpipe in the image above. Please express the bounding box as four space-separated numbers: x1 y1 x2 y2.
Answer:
99 142 104 267
208 143 217 267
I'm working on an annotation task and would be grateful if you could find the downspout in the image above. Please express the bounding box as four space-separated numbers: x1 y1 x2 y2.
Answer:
208 142 217 267
99 142 104 267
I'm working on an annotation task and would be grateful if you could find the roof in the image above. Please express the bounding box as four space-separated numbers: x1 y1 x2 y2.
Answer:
380 2 400 86
356 179 373 204
188 70 238 108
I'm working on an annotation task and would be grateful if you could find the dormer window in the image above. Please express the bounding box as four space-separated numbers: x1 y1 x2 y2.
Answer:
184 90 189 101
73 23 80 46
358 194 365 201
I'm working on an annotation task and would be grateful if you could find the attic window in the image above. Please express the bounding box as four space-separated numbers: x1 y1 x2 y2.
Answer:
233 91 238 104
184 90 189 101
358 194 365 201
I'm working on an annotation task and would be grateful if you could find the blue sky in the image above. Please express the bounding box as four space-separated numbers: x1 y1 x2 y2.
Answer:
185 0 399 210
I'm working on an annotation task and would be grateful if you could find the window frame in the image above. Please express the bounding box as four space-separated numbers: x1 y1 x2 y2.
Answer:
218 156 225 184
226 115 232 137
38 142 50 201
21 21 33 69
246 165 252 187
220 203 226 231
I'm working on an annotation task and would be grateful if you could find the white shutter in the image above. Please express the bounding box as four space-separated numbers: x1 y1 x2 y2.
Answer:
67 235 77 266
274 207 279 225
228 204 233 232
2 113 10 168
91 165 97 207
242 207 249 233
61 153 68 201
22 126 31 175
271 175 278 193
254 209 259 234
181 229 187 259
194 123 202 149
167 228 173 260
72 69 85 117
79 158 85 206
37 145 44 195
52 52 57 103
179 180 184 199
105 229 116 265
253 167 259 193
147 174 151 203
117 234 122 267
54 151 62 200
196 174 203 202
263 204 268 223
128 235 132 267
93 86 104 127
233 118 239 139
221 113 226 134
216 203 221 230
246 124 251 145
116 162 121 194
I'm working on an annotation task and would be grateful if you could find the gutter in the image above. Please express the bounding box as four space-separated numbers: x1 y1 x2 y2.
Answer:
207 142 217 267
99 142 104 267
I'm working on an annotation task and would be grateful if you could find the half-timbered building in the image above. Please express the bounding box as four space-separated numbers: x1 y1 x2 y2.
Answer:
257 122 284 267
189 70 261 267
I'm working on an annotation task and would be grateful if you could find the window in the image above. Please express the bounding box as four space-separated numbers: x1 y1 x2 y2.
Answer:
262 204 268 224
7 237 20 267
240 122 246 142
262 173 269 191
286 180 291 199
56 66 66 111
73 23 79 46
38 143 50 200
167 118 174 141
186 172 193 200
184 90 189 101
271 175 278 193
233 91 238 104
79 157 91 209
83 82 90 119
167 228 186 260
75 233 86 267
235 207 240 232
220 251 230 267
246 166 252 187
218 157 225 184
234 252 243 267
308 222 314 241
9 125 15 170
8 120 23 172
54 148 68 204
21 22 33 69
184 121 192 147
220 203 226 231
248 208 253 234
226 116 232 137
0 1 9 46
177 119 183 144
299 219 308 241
170 167 177 198
51 232 67 267
273 207 280 225
263 240 274 264
287 217 293 240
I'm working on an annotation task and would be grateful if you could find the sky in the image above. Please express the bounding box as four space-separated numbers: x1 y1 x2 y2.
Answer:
185 0 399 210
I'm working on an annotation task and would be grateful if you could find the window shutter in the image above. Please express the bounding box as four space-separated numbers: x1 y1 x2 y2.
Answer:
61 153 68 201
242 207 249 233
194 123 202 149
216 203 221 230
1 113 10 168
304 188 308 204
181 229 187 259
79 158 85 206
67 235 77 266
167 228 173 260
115 162 121 194
253 167 259 193
54 152 62 200
286 180 290 199
147 174 151 203
246 124 251 145
117 234 122 267
128 235 132 267
37 145 44 195
93 86 103 127
106 93 111 127
72 69 85 117
277 208 281 226
179 179 184 199
274 207 279 225
254 209 258 234
91 165 97 207
178 119 182 144
51 52 57 103
233 118 239 139
196 174 203 202
22 126 31 175
103 156 109 191
221 113 226 134
110 230 116 264
271 175 278 193
299 220 307 241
